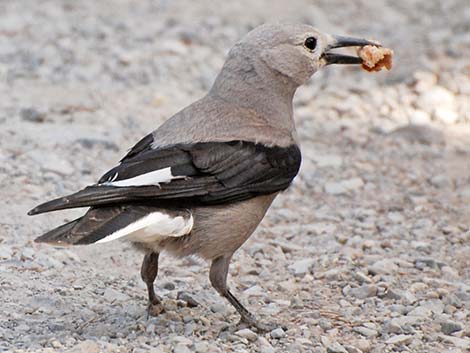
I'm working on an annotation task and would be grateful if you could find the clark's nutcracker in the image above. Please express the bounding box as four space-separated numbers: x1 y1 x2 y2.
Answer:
29 24 381 330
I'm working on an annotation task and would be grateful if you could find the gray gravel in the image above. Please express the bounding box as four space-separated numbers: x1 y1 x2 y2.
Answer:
1 0 469 352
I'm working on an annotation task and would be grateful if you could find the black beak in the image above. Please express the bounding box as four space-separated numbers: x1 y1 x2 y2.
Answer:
323 35 380 65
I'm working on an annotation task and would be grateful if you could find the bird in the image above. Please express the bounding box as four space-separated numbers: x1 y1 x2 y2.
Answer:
28 23 380 331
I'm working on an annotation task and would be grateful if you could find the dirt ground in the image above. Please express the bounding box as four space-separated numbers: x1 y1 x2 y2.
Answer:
0 0 469 352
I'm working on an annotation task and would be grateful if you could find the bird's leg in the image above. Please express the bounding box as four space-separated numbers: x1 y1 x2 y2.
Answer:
210 255 275 332
140 252 164 317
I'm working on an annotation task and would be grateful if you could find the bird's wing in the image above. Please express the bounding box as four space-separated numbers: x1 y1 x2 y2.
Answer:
28 139 301 215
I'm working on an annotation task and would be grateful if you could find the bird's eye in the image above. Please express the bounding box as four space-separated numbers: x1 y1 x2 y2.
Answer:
304 37 317 51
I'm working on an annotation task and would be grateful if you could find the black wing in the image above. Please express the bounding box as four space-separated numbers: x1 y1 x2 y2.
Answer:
28 139 301 215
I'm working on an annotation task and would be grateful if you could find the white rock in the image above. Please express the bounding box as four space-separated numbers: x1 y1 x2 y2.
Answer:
173 344 192 353
235 328 258 341
385 334 413 345
341 178 364 191
324 182 347 195
288 258 315 276
434 107 459 124
243 285 265 296
270 327 286 339
409 109 431 125
326 342 348 353
417 86 456 114
368 259 399 275
312 154 343 168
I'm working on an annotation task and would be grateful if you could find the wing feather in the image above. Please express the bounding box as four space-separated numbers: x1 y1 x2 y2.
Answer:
29 140 301 215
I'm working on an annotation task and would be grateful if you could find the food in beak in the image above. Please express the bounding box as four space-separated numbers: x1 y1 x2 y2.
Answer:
357 45 393 72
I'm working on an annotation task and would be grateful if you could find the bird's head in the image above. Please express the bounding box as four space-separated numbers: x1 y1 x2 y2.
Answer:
220 23 380 88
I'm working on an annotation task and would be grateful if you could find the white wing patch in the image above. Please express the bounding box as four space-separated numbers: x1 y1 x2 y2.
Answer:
104 167 176 187
95 211 193 244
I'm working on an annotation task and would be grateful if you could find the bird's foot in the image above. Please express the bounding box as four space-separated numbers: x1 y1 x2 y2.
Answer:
146 296 165 318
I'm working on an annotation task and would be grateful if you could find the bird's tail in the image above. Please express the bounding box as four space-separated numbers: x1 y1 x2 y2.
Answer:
33 206 193 246
33 207 129 246
34 218 83 245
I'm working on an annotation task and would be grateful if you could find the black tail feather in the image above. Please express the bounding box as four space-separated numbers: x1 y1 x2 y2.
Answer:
34 218 82 245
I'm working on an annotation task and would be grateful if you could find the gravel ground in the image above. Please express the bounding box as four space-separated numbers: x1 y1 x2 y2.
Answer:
1 1 469 352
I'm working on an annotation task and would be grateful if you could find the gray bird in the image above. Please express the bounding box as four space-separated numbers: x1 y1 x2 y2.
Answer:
29 23 379 330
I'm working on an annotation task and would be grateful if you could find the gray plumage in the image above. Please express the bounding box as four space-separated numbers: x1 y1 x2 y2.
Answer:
29 23 380 330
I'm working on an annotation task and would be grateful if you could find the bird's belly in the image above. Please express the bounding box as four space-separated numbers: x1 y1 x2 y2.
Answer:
147 193 277 260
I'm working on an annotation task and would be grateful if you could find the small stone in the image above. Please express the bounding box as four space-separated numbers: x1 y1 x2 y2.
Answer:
438 335 470 349
384 319 404 334
415 258 445 270
20 107 46 122
235 328 258 341
177 291 199 307
163 282 176 290
67 340 100 353
210 303 226 313
173 344 192 353
325 182 347 195
440 321 463 335
51 340 62 348
243 284 265 296
171 336 193 346
319 318 334 331
193 342 209 353
312 154 343 168
411 241 432 253
351 339 371 353
354 271 372 284
441 266 459 279
288 258 315 276
434 108 458 124
429 174 449 188
258 337 275 353
353 326 378 338
368 259 399 275
349 285 377 299
102 287 128 302
341 178 364 191
407 306 432 318
409 109 431 125
270 327 286 339
344 346 362 353
385 334 413 345
326 342 348 353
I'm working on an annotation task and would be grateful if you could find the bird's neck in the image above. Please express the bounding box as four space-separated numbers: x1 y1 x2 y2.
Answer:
209 55 298 131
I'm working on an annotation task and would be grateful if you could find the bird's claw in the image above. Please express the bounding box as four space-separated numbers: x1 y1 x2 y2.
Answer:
146 299 165 318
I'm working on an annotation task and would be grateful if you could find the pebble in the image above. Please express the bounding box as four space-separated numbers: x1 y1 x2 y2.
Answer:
324 182 348 195
440 321 463 335
353 326 378 338
235 328 258 341
173 344 192 353
288 258 315 276
270 328 286 339
385 334 413 345
326 342 348 353
177 291 199 307
20 107 46 122
368 259 399 275
348 285 378 299
258 337 275 353
66 340 100 353
210 303 226 313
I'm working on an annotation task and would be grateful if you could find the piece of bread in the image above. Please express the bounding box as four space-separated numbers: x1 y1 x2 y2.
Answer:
358 45 393 72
